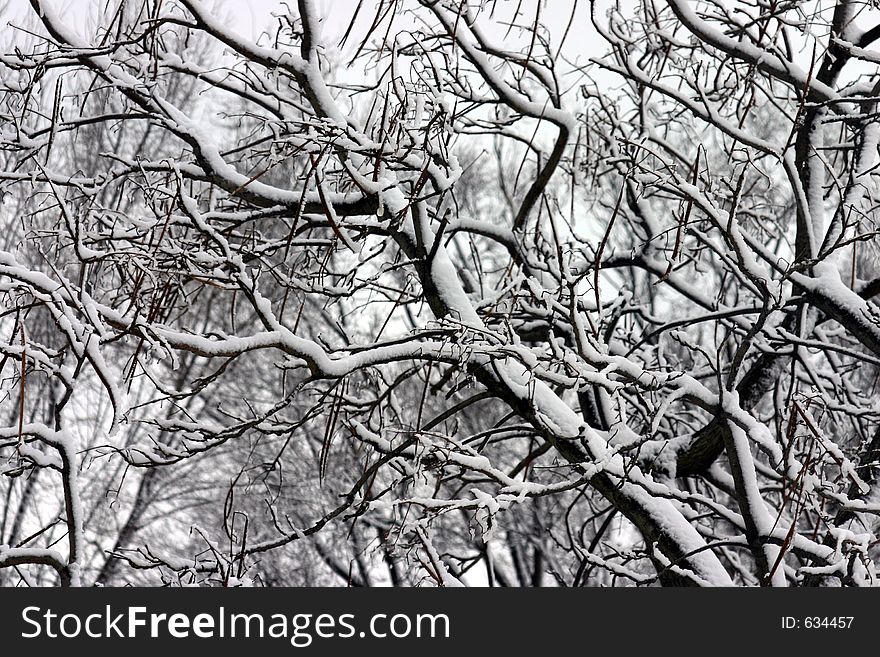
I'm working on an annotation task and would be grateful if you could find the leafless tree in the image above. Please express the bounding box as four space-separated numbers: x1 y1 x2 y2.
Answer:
2 0 880 587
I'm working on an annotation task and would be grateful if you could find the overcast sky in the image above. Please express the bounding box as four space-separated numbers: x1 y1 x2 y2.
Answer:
1 0 295 39
0 0 605 65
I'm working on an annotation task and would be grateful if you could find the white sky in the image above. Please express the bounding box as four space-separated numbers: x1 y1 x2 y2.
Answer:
1 0 289 39
0 0 606 64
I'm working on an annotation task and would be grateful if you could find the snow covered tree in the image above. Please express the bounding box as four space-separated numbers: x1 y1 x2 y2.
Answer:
2 0 880 587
